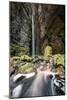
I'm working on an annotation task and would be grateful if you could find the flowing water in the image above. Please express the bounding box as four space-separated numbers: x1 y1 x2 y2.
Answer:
32 14 35 56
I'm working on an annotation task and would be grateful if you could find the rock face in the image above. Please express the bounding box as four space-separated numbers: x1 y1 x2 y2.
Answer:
33 4 65 55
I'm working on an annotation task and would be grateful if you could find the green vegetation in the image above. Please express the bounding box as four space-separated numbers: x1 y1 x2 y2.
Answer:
10 44 29 57
20 55 33 62
18 63 33 73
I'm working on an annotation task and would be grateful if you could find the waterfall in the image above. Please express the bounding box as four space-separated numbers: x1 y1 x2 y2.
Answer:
32 13 35 56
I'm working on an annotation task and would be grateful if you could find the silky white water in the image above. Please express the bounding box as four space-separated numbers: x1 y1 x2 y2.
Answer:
32 14 35 56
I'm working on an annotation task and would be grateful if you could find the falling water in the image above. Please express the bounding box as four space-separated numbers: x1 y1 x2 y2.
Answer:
32 14 35 56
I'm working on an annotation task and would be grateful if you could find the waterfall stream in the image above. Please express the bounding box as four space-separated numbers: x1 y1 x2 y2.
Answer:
32 14 35 56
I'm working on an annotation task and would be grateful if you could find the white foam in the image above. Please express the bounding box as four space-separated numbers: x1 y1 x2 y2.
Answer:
13 72 35 82
12 84 23 97
25 72 35 78
13 74 25 82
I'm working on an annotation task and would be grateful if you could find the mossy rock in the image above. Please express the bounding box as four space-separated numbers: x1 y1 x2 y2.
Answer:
32 55 44 63
53 54 64 65
20 55 33 62
25 67 33 73
10 58 19 68
55 65 64 74
18 63 33 73
10 56 20 62
10 56 21 66
44 46 52 61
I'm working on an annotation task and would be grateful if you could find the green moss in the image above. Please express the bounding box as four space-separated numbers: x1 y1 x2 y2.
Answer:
55 65 64 74
11 56 20 61
20 55 33 62
18 63 33 73
32 55 44 63
53 54 64 65
25 67 33 73
44 45 52 60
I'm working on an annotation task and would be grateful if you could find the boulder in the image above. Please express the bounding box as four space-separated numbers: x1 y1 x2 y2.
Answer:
44 45 52 61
